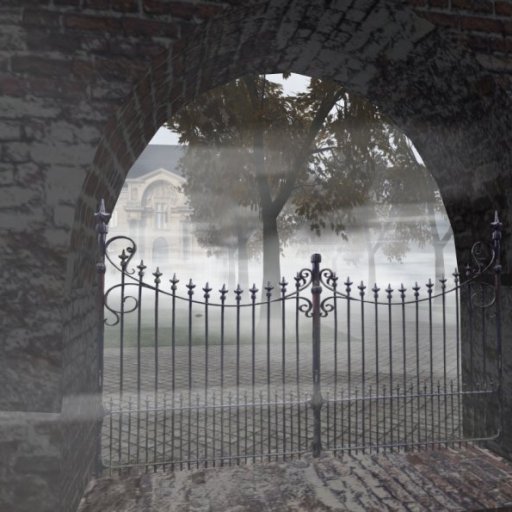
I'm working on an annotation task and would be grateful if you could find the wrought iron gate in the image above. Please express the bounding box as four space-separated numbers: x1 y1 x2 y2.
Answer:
95 201 503 474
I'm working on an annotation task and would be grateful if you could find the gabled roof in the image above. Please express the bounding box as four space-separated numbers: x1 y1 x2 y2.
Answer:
129 167 185 184
127 144 186 179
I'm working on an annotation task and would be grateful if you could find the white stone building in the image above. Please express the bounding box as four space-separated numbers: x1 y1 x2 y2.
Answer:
109 145 197 271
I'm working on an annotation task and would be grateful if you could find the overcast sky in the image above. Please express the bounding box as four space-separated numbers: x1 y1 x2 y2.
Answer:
149 73 311 145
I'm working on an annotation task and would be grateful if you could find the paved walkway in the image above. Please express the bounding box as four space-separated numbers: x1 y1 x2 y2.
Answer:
79 445 512 511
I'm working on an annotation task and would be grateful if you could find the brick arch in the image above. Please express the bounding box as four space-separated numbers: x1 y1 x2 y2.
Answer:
74 0 512 294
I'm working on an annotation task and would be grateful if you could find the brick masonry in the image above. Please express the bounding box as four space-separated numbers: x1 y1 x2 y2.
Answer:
1 0 512 510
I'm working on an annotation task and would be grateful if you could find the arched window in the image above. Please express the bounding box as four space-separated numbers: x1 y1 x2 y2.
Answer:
141 180 178 230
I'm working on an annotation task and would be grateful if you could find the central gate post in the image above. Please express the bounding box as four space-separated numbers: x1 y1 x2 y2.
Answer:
311 253 324 457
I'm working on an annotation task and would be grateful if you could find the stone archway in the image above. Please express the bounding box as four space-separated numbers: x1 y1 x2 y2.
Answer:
2 1 512 511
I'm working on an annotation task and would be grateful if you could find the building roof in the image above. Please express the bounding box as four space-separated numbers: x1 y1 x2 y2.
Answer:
127 144 186 179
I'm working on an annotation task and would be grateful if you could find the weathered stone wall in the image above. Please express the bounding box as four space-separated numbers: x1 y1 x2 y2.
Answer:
2 0 512 510
0 411 62 512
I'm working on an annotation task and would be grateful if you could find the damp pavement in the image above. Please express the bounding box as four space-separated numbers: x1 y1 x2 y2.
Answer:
78 445 512 512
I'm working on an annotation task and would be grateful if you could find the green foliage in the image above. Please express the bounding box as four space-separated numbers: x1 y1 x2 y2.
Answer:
167 73 446 280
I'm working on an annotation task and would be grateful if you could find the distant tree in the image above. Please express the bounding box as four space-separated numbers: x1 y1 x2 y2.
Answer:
378 134 452 285
177 145 260 287
354 133 451 286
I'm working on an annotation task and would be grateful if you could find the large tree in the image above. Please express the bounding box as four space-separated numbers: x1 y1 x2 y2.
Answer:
168 75 384 287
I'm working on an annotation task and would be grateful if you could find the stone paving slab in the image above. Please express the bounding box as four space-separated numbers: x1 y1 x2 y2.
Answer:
78 445 512 512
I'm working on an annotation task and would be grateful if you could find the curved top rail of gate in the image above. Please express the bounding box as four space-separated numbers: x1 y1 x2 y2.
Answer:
96 199 502 322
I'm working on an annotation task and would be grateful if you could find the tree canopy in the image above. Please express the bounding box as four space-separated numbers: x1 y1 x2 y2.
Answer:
167 74 448 287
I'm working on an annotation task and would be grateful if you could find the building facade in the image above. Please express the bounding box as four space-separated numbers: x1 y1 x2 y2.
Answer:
109 145 197 271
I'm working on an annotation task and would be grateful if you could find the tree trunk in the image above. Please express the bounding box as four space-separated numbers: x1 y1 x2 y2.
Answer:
434 241 446 286
227 246 236 290
237 231 249 289
368 241 377 287
262 212 281 290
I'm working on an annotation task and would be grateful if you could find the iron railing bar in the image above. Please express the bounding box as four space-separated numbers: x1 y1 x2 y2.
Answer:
220 284 226 466
394 385 399 452
244 391 248 464
186 279 195 471
176 273 482 305
481 282 487 383
427 278 434 448
326 433 501 454
454 271 461 448
386 284 393 451
294 275 301 454
179 393 183 471
373 284 380 453
153 270 160 471
108 396 113 476
259 391 263 462
266 282 272 462
103 386 495 416
467 273 475 387
400 284 407 450
196 394 200 469
135 261 145 465
441 278 448 447
212 392 216 468
346 278 352 454
144 396 149 471
413 282 420 448
162 394 167 472
235 285 242 465
171 275 177 470
281 278 287 461
127 396 132 464
323 387 496 404
203 284 211 468
228 393 232 466
105 276 479 307
274 391 279 462
104 448 312 471
359 282 366 452
251 285 257 464
332 277 338 456
289 392 294 456
326 391 330 449
354 387 359 453
105 280 305 306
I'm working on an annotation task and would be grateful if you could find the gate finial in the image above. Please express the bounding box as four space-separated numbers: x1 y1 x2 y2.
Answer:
95 198 111 273
491 210 502 272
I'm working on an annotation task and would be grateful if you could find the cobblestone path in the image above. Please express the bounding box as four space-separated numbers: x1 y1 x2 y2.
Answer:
80 445 512 511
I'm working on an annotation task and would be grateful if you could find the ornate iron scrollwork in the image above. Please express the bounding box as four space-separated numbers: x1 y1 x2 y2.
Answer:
464 211 502 311
297 297 314 317
320 268 338 292
294 268 313 291
103 283 140 326
294 268 314 317
103 234 140 326
105 235 137 275
319 296 335 317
